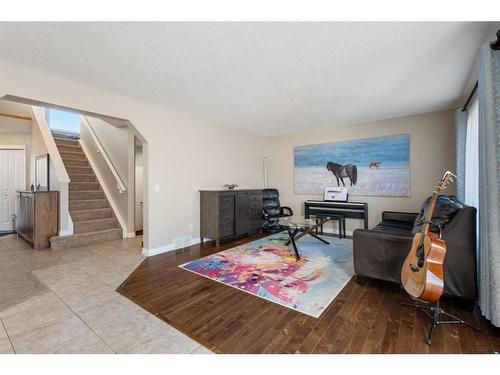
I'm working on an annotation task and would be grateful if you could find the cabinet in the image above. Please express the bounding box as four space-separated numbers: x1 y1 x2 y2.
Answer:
16 191 58 249
200 189 262 245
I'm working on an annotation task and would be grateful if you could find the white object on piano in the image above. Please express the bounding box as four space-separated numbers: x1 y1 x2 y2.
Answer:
323 187 348 202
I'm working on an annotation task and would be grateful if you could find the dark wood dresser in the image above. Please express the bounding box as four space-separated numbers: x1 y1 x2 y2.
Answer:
200 189 262 245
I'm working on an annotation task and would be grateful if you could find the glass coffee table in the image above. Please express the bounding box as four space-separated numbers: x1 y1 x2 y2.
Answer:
278 215 331 260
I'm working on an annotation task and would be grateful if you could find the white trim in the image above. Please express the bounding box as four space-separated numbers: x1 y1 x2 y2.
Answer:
79 139 127 239
80 116 127 193
126 231 136 238
58 228 73 236
142 235 198 257
142 243 176 257
0 145 26 150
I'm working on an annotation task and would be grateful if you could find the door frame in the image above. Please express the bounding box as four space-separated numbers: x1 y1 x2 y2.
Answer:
0 145 26 150
0 145 27 232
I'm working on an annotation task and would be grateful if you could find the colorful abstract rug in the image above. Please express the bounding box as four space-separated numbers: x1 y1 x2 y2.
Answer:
179 232 353 318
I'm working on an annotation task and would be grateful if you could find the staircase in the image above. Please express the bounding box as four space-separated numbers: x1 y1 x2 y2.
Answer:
49 137 122 249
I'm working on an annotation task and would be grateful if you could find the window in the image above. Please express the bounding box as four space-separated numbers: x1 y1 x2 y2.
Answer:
45 108 81 135
464 97 479 209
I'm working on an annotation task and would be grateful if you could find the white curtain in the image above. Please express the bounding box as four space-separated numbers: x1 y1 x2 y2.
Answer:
478 43 500 327
464 98 479 209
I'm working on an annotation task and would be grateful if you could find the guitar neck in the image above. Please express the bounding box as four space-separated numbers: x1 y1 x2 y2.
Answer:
422 192 439 235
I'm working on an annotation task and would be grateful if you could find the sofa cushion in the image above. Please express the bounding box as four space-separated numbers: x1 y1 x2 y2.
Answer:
412 195 464 235
372 222 413 236
379 219 414 230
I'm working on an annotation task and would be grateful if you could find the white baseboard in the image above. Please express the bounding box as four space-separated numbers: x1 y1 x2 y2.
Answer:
142 236 198 257
58 229 73 236
142 243 175 256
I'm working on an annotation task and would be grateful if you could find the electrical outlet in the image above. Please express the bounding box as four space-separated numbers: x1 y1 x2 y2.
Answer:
189 224 193 232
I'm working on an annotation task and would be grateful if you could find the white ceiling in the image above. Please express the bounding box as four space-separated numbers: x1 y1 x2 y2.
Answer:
0 22 498 136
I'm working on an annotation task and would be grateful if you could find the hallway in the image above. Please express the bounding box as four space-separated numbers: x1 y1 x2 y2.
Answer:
0 234 211 354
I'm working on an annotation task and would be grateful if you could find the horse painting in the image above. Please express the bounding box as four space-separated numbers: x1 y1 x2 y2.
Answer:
369 161 382 169
326 162 358 186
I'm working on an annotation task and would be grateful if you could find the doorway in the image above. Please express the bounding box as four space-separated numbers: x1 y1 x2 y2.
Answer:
0 147 26 232
134 141 144 235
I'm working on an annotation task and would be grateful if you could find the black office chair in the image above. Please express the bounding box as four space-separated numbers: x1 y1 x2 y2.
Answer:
262 188 293 232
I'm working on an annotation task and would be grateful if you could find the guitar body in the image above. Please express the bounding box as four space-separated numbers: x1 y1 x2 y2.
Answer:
401 232 447 303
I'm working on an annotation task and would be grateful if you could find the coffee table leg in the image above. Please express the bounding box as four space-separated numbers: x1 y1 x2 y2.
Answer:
286 227 301 260
307 231 330 244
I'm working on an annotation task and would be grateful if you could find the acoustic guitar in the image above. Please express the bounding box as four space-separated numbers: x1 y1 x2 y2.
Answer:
401 171 456 303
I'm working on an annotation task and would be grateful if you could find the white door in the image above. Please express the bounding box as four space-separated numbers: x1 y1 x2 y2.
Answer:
135 165 143 231
0 149 26 231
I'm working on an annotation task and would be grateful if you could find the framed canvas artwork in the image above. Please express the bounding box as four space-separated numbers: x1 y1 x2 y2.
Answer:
294 134 410 197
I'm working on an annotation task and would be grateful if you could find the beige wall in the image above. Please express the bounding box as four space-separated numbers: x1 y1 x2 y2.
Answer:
264 110 456 233
0 62 265 253
86 117 130 182
0 61 455 253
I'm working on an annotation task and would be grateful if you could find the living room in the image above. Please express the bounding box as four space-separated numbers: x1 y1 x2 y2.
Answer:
1 1 499 373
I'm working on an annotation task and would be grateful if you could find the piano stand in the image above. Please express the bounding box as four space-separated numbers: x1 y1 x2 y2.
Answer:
305 200 369 232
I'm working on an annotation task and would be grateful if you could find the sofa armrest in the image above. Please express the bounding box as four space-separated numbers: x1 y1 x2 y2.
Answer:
353 228 413 284
382 211 419 223
440 206 477 301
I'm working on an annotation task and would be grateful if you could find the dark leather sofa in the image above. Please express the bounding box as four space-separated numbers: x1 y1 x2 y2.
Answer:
353 196 477 305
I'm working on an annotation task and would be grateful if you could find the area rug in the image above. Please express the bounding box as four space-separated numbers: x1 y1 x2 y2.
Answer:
179 232 353 318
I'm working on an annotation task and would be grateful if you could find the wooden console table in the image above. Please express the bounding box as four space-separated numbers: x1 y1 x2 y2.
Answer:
16 191 58 249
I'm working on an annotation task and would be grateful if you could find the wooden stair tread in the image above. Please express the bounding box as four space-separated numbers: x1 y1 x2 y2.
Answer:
51 133 122 250
50 228 120 238
49 228 122 249
72 217 117 224
70 207 111 213
70 198 108 202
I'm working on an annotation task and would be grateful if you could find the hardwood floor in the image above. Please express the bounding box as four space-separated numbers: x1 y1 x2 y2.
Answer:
117 234 500 354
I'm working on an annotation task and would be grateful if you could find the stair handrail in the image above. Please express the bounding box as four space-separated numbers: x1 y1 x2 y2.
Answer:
80 115 127 193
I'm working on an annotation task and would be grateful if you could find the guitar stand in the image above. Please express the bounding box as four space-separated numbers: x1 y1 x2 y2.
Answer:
400 300 480 345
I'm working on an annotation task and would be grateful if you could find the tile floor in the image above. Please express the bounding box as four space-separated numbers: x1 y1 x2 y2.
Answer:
0 234 212 354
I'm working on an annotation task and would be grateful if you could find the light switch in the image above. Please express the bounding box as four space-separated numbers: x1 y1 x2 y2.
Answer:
154 184 160 192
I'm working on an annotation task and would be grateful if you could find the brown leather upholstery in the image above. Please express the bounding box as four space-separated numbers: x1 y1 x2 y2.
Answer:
353 198 477 303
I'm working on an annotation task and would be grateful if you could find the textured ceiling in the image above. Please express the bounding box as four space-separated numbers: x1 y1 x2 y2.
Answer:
0 22 498 136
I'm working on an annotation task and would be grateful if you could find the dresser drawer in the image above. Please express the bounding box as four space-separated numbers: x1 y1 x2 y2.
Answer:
219 195 234 209
219 221 235 237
